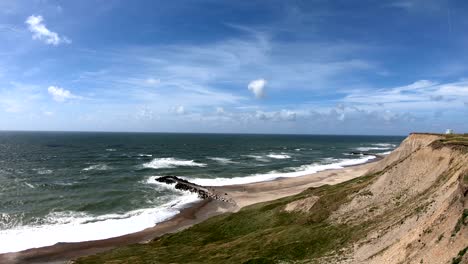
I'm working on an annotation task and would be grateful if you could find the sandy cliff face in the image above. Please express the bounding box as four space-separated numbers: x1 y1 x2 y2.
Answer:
332 134 468 264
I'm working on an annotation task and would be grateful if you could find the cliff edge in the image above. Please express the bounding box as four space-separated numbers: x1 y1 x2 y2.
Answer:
332 133 468 263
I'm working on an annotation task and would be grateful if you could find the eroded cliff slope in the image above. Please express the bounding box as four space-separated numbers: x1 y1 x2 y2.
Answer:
333 133 468 263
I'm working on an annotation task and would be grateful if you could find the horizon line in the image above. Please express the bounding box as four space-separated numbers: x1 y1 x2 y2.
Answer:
0 129 409 137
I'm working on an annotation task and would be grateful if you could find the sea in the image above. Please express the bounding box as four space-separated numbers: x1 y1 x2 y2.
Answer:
0 132 404 253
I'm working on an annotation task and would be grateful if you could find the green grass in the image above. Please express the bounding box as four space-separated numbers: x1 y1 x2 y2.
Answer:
430 134 468 153
464 171 468 185
75 173 380 264
451 209 468 237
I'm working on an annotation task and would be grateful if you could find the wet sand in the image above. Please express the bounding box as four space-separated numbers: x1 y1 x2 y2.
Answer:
0 158 379 264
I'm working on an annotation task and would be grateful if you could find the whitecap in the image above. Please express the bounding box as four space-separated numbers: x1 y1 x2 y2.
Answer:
82 164 111 171
267 154 291 159
24 182 35 189
142 158 206 169
377 151 392 155
32 168 53 175
106 148 117 152
355 146 391 151
189 155 376 186
145 176 189 194
243 155 269 162
53 182 76 186
371 143 397 147
207 157 237 164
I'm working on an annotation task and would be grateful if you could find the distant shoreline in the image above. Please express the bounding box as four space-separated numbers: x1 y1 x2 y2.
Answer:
0 155 382 264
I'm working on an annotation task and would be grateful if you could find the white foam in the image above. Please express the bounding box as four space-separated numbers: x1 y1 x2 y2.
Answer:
377 151 392 155
138 154 153 157
142 158 206 169
355 147 391 151
145 176 188 194
106 148 117 152
0 193 200 254
371 143 397 147
24 182 35 189
53 181 76 186
243 155 269 162
355 143 397 152
207 157 238 164
82 164 111 171
189 155 375 186
32 168 53 175
266 154 291 159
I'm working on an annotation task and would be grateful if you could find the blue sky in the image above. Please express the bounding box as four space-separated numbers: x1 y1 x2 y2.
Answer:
0 0 467 135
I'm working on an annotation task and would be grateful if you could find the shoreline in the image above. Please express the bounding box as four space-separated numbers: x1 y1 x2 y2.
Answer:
0 155 382 264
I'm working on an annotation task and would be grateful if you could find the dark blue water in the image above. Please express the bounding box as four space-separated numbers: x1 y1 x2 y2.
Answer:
0 132 403 253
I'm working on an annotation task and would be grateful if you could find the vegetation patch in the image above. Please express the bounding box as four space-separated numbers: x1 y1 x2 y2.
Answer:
430 134 468 153
451 209 468 237
462 170 468 185
436 233 444 243
451 246 468 264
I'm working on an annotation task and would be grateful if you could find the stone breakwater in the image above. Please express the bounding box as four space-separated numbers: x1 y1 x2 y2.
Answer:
155 176 236 204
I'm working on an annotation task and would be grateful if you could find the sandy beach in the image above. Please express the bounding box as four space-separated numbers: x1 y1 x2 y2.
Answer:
0 158 378 264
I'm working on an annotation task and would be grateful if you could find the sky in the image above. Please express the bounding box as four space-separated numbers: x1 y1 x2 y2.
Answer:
0 0 467 135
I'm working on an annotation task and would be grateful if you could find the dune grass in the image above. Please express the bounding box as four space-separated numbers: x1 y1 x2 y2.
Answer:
430 134 468 153
75 173 380 264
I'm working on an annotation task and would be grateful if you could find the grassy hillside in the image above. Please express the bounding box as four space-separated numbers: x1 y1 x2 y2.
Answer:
75 173 381 264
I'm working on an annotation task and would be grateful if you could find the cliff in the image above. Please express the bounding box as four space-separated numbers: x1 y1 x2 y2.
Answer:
75 133 468 264
333 133 468 263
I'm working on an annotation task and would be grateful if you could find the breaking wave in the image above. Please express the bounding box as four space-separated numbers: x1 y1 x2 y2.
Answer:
189 155 376 186
142 158 207 169
82 164 111 171
0 193 200 254
266 153 291 159
207 157 238 164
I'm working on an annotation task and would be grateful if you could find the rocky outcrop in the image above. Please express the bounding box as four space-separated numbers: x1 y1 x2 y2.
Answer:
155 176 236 204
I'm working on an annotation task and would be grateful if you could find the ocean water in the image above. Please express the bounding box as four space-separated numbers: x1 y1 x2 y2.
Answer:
0 132 403 253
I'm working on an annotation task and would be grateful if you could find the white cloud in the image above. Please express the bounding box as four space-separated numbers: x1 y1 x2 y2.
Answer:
342 79 468 111
278 110 296 121
145 78 160 86
389 1 414 9
174 105 186 115
25 15 70 45
47 86 80 102
136 106 158 120
215 107 225 114
73 28 376 108
387 0 444 12
250 109 296 122
248 79 266 98
3 101 22 113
